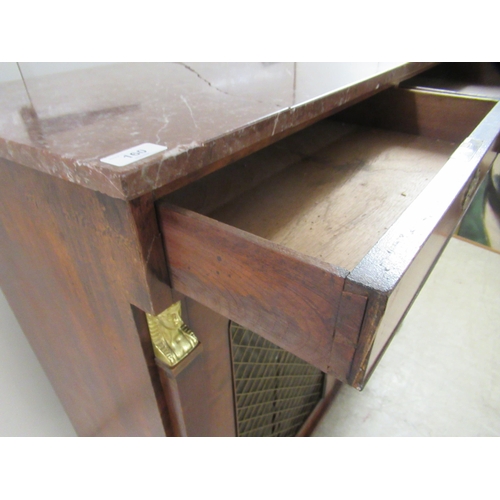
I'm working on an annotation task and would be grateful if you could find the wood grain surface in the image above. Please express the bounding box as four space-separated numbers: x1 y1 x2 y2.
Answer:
209 123 455 271
0 159 170 436
173 297 236 436
346 101 500 388
159 89 500 390
329 291 368 378
142 294 236 436
158 204 347 373
336 87 496 143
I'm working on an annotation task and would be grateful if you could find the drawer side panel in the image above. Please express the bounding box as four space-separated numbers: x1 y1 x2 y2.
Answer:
346 101 500 388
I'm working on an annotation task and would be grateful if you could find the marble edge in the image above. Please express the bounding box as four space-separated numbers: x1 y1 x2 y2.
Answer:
0 63 436 201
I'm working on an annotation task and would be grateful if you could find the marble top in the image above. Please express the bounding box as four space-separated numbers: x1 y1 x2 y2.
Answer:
0 62 435 199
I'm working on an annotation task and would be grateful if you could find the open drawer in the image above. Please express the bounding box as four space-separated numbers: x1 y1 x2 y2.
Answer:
156 88 500 389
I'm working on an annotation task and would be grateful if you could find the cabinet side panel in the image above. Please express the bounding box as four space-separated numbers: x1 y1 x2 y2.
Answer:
0 159 166 436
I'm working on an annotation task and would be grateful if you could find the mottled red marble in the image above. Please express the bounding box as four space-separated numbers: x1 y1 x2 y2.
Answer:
0 62 435 199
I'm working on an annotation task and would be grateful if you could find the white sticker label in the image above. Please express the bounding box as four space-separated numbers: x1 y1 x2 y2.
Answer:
100 143 168 167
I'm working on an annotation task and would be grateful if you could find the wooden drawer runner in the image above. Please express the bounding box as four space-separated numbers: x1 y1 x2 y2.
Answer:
157 88 500 389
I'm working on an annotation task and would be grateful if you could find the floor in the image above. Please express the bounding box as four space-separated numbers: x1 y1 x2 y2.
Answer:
0 234 498 437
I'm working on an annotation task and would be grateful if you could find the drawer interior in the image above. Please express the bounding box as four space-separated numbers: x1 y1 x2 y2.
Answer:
208 123 453 272
166 88 495 274
160 87 498 385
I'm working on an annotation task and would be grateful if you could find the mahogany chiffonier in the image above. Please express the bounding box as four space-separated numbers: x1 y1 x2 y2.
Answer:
1 63 499 436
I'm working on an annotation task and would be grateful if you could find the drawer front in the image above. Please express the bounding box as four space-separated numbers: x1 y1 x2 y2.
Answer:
159 204 346 374
157 91 500 388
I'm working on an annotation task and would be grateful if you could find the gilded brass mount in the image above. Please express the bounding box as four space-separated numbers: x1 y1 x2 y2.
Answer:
146 301 199 367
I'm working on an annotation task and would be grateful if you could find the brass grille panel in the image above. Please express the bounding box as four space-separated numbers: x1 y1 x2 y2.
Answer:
230 322 324 437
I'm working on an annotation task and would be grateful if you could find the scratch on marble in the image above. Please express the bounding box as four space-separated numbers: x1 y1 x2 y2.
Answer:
154 158 165 187
272 113 280 136
94 168 124 196
180 95 199 132
175 62 232 97
155 109 171 143
158 140 200 160
4 140 16 160
176 62 282 108
151 140 201 188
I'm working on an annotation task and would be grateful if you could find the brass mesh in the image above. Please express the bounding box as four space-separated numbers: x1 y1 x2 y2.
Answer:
230 322 324 437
